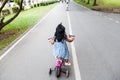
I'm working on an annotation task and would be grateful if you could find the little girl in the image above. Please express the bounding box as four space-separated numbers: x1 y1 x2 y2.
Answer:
49 23 75 66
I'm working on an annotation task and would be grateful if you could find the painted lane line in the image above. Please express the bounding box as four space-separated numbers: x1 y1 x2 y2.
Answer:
67 11 81 80
0 6 57 61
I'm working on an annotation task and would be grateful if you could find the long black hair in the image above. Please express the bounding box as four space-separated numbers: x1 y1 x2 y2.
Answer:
54 23 67 42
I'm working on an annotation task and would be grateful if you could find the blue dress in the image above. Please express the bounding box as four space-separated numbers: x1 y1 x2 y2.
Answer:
53 40 69 59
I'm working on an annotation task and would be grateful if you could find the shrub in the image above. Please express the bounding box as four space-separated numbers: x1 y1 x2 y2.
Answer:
40 0 58 6
37 3 40 7
12 6 19 13
30 5 34 8
2 9 10 16
34 4 37 7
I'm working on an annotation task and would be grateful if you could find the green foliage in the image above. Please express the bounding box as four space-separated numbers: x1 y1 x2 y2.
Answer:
101 0 120 7
34 4 37 7
37 3 40 7
2 9 10 16
12 6 19 13
13 0 21 5
40 1 59 6
74 0 120 8
30 5 34 8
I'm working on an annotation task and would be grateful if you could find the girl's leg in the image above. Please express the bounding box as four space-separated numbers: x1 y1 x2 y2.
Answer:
65 59 69 63
65 59 71 66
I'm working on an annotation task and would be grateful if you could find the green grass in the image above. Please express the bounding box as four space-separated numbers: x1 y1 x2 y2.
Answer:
4 4 56 30
0 3 57 51
102 0 120 7
74 0 120 8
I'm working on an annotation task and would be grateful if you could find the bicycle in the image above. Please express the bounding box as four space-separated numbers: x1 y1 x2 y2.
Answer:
49 57 69 78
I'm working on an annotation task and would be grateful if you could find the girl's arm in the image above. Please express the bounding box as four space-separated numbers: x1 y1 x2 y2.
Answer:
49 38 54 45
66 36 75 42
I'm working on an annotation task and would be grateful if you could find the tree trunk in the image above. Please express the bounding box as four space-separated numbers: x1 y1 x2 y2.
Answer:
0 0 8 13
0 0 23 31
83 0 85 3
87 0 90 4
93 0 97 6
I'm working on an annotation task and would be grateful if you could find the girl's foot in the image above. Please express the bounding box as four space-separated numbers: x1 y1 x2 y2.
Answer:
65 62 71 66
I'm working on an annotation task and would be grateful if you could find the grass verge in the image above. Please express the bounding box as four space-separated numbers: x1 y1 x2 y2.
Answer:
0 3 57 51
74 0 120 13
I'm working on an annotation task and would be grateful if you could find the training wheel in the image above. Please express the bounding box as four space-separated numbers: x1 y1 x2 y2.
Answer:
49 68 52 75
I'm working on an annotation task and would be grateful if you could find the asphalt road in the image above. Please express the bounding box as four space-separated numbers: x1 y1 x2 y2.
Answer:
0 1 120 80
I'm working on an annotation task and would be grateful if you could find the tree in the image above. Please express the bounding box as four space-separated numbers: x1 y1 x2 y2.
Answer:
87 0 90 4
0 0 23 31
93 0 97 6
81 0 85 3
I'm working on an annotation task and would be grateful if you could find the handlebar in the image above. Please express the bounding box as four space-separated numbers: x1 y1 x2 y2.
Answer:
48 35 75 40
48 38 54 40
69 35 75 37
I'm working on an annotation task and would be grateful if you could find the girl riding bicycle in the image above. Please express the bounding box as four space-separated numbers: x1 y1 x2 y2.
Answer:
49 23 75 66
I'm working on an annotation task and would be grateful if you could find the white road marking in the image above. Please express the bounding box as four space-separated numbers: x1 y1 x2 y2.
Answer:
0 6 57 60
67 11 81 80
